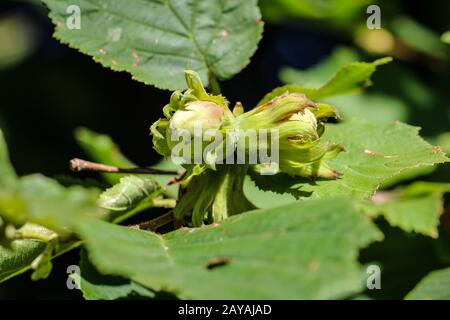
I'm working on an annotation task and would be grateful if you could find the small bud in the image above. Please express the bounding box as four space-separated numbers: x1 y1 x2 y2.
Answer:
169 101 225 135
237 93 316 130
232 102 244 116
151 70 233 163
235 93 343 179
289 108 317 131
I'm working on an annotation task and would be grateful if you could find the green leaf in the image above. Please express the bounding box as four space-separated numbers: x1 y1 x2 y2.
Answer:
246 119 449 208
99 175 159 212
280 47 359 88
442 31 450 44
406 267 450 300
0 240 46 282
327 94 409 124
243 175 297 209
0 174 105 237
0 130 17 188
98 175 162 223
78 197 382 299
259 0 370 26
0 133 100 282
74 127 136 185
0 13 37 70
362 182 450 238
312 119 448 198
392 16 447 58
259 57 392 105
279 50 408 124
311 56 392 97
41 0 263 90
73 249 155 300
379 166 436 189
435 132 450 155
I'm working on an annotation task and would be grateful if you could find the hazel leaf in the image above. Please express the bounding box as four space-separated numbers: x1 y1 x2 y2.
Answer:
406 267 450 300
362 182 450 238
41 0 263 90
246 119 449 208
78 197 382 299
259 57 392 105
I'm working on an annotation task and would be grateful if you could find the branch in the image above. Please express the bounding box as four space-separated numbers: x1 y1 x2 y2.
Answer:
69 158 178 175
129 211 174 232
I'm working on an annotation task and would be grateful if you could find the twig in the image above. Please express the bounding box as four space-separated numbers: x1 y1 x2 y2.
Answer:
168 170 187 185
129 211 174 232
69 158 178 175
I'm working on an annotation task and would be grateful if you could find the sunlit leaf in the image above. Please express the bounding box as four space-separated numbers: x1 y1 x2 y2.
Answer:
327 94 408 123
0 240 46 282
0 174 105 237
363 182 450 238
99 175 158 212
42 0 263 90
259 0 370 27
246 119 449 208
406 267 450 300
392 16 447 58
0 130 17 188
260 57 392 105
0 14 37 70
442 31 450 44
78 197 382 299
280 47 358 88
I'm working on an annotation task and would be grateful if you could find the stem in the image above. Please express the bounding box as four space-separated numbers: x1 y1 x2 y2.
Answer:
152 198 177 209
208 71 222 95
69 158 178 175
129 211 174 232
212 165 256 223
112 201 154 224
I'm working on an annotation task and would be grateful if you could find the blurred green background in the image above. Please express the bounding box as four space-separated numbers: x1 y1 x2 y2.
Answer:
0 0 449 299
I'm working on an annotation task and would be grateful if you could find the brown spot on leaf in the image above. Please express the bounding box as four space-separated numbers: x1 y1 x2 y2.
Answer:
206 256 232 270
432 146 443 153
309 260 320 274
331 170 344 179
111 59 118 65
364 149 376 156
98 48 106 55
132 51 141 63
